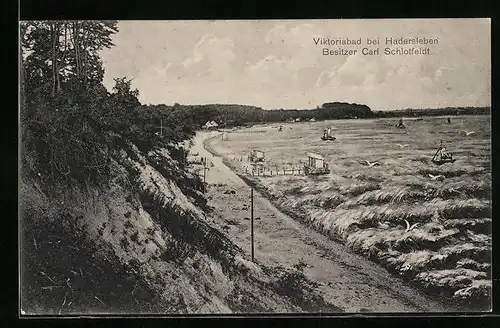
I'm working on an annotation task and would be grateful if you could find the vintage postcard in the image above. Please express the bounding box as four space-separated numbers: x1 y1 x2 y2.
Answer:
19 19 491 315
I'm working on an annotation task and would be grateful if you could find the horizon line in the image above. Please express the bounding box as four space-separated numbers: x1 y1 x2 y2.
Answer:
141 102 491 111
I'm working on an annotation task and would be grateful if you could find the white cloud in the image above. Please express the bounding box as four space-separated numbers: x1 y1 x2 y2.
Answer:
182 34 236 73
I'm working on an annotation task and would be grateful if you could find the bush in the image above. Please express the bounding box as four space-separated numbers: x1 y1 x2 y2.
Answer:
22 102 112 187
271 259 316 299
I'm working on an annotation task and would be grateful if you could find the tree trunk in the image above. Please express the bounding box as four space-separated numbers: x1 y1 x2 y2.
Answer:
55 23 61 93
59 22 68 92
81 23 87 83
20 41 26 114
72 22 81 80
50 23 56 96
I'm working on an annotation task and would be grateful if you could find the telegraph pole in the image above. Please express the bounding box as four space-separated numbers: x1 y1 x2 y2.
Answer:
202 160 209 194
203 161 206 193
250 187 254 262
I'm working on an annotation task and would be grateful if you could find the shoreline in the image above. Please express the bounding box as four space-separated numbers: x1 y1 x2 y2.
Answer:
205 113 490 132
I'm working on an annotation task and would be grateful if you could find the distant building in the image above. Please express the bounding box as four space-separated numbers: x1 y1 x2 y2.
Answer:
202 120 219 129
249 149 265 162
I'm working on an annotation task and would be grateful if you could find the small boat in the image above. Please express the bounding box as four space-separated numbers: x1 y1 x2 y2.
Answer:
432 143 455 165
321 127 336 141
395 118 406 128
432 158 456 165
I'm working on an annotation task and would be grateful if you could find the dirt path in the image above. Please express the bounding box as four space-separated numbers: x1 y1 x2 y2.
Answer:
191 131 455 313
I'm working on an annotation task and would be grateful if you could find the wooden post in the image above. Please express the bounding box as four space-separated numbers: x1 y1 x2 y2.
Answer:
251 188 254 262
202 161 208 193
203 162 206 193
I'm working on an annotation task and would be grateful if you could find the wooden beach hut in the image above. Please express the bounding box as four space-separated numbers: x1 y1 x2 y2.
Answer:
303 152 330 175
248 149 265 162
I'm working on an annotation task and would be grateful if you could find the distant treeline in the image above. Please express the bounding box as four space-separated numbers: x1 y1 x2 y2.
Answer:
142 102 373 129
143 102 490 128
373 106 490 118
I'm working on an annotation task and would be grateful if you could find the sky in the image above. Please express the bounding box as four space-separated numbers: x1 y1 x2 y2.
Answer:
99 19 491 110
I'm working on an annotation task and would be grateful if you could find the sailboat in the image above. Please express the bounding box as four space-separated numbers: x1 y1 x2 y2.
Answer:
395 118 406 129
432 142 456 165
321 127 336 141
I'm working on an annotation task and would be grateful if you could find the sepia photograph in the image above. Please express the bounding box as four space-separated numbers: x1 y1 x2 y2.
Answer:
19 19 491 315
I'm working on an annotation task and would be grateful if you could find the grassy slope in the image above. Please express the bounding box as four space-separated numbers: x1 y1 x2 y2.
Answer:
20 132 341 314
207 116 492 310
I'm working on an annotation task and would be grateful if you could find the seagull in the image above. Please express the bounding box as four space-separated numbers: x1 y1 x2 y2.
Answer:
429 174 445 181
362 160 380 167
461 130 476 136
378 221 392 229
396 144 409 149
404 219 420 232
